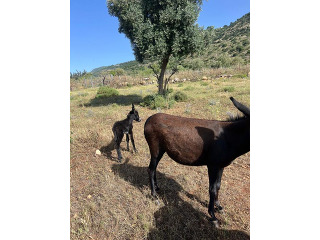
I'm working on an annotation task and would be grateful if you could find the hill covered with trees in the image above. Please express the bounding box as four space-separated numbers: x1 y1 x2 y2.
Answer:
90 13 250 77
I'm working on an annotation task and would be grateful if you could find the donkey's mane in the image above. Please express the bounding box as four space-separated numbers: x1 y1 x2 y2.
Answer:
226 114 248 122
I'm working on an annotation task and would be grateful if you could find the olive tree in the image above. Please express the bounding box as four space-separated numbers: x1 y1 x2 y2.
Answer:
107 0 203 94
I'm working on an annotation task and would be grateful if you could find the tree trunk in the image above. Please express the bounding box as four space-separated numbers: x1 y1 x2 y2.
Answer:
158 57 169 95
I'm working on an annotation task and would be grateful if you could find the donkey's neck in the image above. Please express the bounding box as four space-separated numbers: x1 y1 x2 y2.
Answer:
224 119 250 159
126 114 135 125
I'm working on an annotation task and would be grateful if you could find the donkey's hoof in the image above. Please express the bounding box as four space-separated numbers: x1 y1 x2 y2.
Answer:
211 220 220 228
209 217 220 227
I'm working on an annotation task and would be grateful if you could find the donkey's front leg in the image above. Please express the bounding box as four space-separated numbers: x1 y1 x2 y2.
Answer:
207 166 221 227
214 168 224 212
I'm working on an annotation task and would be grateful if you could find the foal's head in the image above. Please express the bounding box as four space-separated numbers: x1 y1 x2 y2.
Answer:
128 104 141 122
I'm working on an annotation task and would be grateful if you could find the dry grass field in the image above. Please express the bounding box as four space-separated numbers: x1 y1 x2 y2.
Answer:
70 76 250 239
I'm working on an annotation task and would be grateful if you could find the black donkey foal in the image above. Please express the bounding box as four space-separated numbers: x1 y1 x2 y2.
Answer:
112 104 141 162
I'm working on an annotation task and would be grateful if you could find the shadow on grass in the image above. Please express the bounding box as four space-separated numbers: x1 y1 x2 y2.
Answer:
100 139 116 161
111 163 249 240
100 140 137 162
84 94 143 107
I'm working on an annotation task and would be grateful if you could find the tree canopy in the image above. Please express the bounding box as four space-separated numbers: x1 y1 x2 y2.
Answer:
107 0 204 94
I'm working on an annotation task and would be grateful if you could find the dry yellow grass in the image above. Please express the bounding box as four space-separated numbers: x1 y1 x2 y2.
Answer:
70 75 250 239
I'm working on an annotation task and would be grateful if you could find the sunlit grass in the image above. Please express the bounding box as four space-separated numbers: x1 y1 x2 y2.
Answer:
70 75 250 239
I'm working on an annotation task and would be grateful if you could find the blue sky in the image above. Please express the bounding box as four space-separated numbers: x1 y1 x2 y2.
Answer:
71 0 250 73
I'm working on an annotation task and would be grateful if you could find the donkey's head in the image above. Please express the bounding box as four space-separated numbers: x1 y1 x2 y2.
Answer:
128 103 141 122
230 97 250 117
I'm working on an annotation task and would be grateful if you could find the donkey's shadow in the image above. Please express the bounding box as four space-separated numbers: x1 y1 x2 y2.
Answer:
111 162 250 239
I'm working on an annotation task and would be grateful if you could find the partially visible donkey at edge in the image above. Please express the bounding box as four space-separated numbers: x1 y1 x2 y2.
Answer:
112 104 141 162
144 97 250 227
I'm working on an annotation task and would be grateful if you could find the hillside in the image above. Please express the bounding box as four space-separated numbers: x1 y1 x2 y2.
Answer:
91 13 250 76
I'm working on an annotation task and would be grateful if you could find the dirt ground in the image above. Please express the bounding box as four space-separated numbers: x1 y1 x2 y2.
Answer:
70 78 250 239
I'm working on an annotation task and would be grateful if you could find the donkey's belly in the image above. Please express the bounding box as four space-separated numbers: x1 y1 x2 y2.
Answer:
163 136 208 166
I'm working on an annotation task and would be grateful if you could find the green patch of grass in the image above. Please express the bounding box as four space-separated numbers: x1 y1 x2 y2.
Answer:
183 86 195 91
221 86 235 92
177 83 184 87
70 92 89 100
199 82 209 86
232 73 248 78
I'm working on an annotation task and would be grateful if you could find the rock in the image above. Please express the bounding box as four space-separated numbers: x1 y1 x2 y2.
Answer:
95 149 101 156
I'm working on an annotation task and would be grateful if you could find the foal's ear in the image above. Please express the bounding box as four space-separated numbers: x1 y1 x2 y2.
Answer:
132 103 135 110
230 97 250 117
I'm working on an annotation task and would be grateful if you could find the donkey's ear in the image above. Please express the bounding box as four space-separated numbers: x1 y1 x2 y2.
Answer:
230 97 250 117
132 103 135 110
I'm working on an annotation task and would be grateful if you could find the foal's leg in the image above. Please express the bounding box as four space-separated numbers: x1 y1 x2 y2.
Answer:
207 166 221 227
115 132 124 162
126 133 129 151
215 168 224 211
129 129 137 153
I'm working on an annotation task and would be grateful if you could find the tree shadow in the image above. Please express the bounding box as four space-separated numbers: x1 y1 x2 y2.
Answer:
84 94 143 107
111 163 249 239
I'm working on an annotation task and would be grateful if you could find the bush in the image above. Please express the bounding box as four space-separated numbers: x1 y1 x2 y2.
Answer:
96 86 119 98
141 94 175 109
173 91 188 102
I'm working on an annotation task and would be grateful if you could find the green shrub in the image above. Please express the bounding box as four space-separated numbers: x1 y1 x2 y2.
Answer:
141 94 175 109
96 86 119 98
154 95 167 108
236 45 244 52
173 91 188 102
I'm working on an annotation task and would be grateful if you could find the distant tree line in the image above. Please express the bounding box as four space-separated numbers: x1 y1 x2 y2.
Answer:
70 70 87 80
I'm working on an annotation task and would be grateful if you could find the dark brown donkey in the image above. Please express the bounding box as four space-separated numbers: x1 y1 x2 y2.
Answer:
112 104 141 162
144 97 250 227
